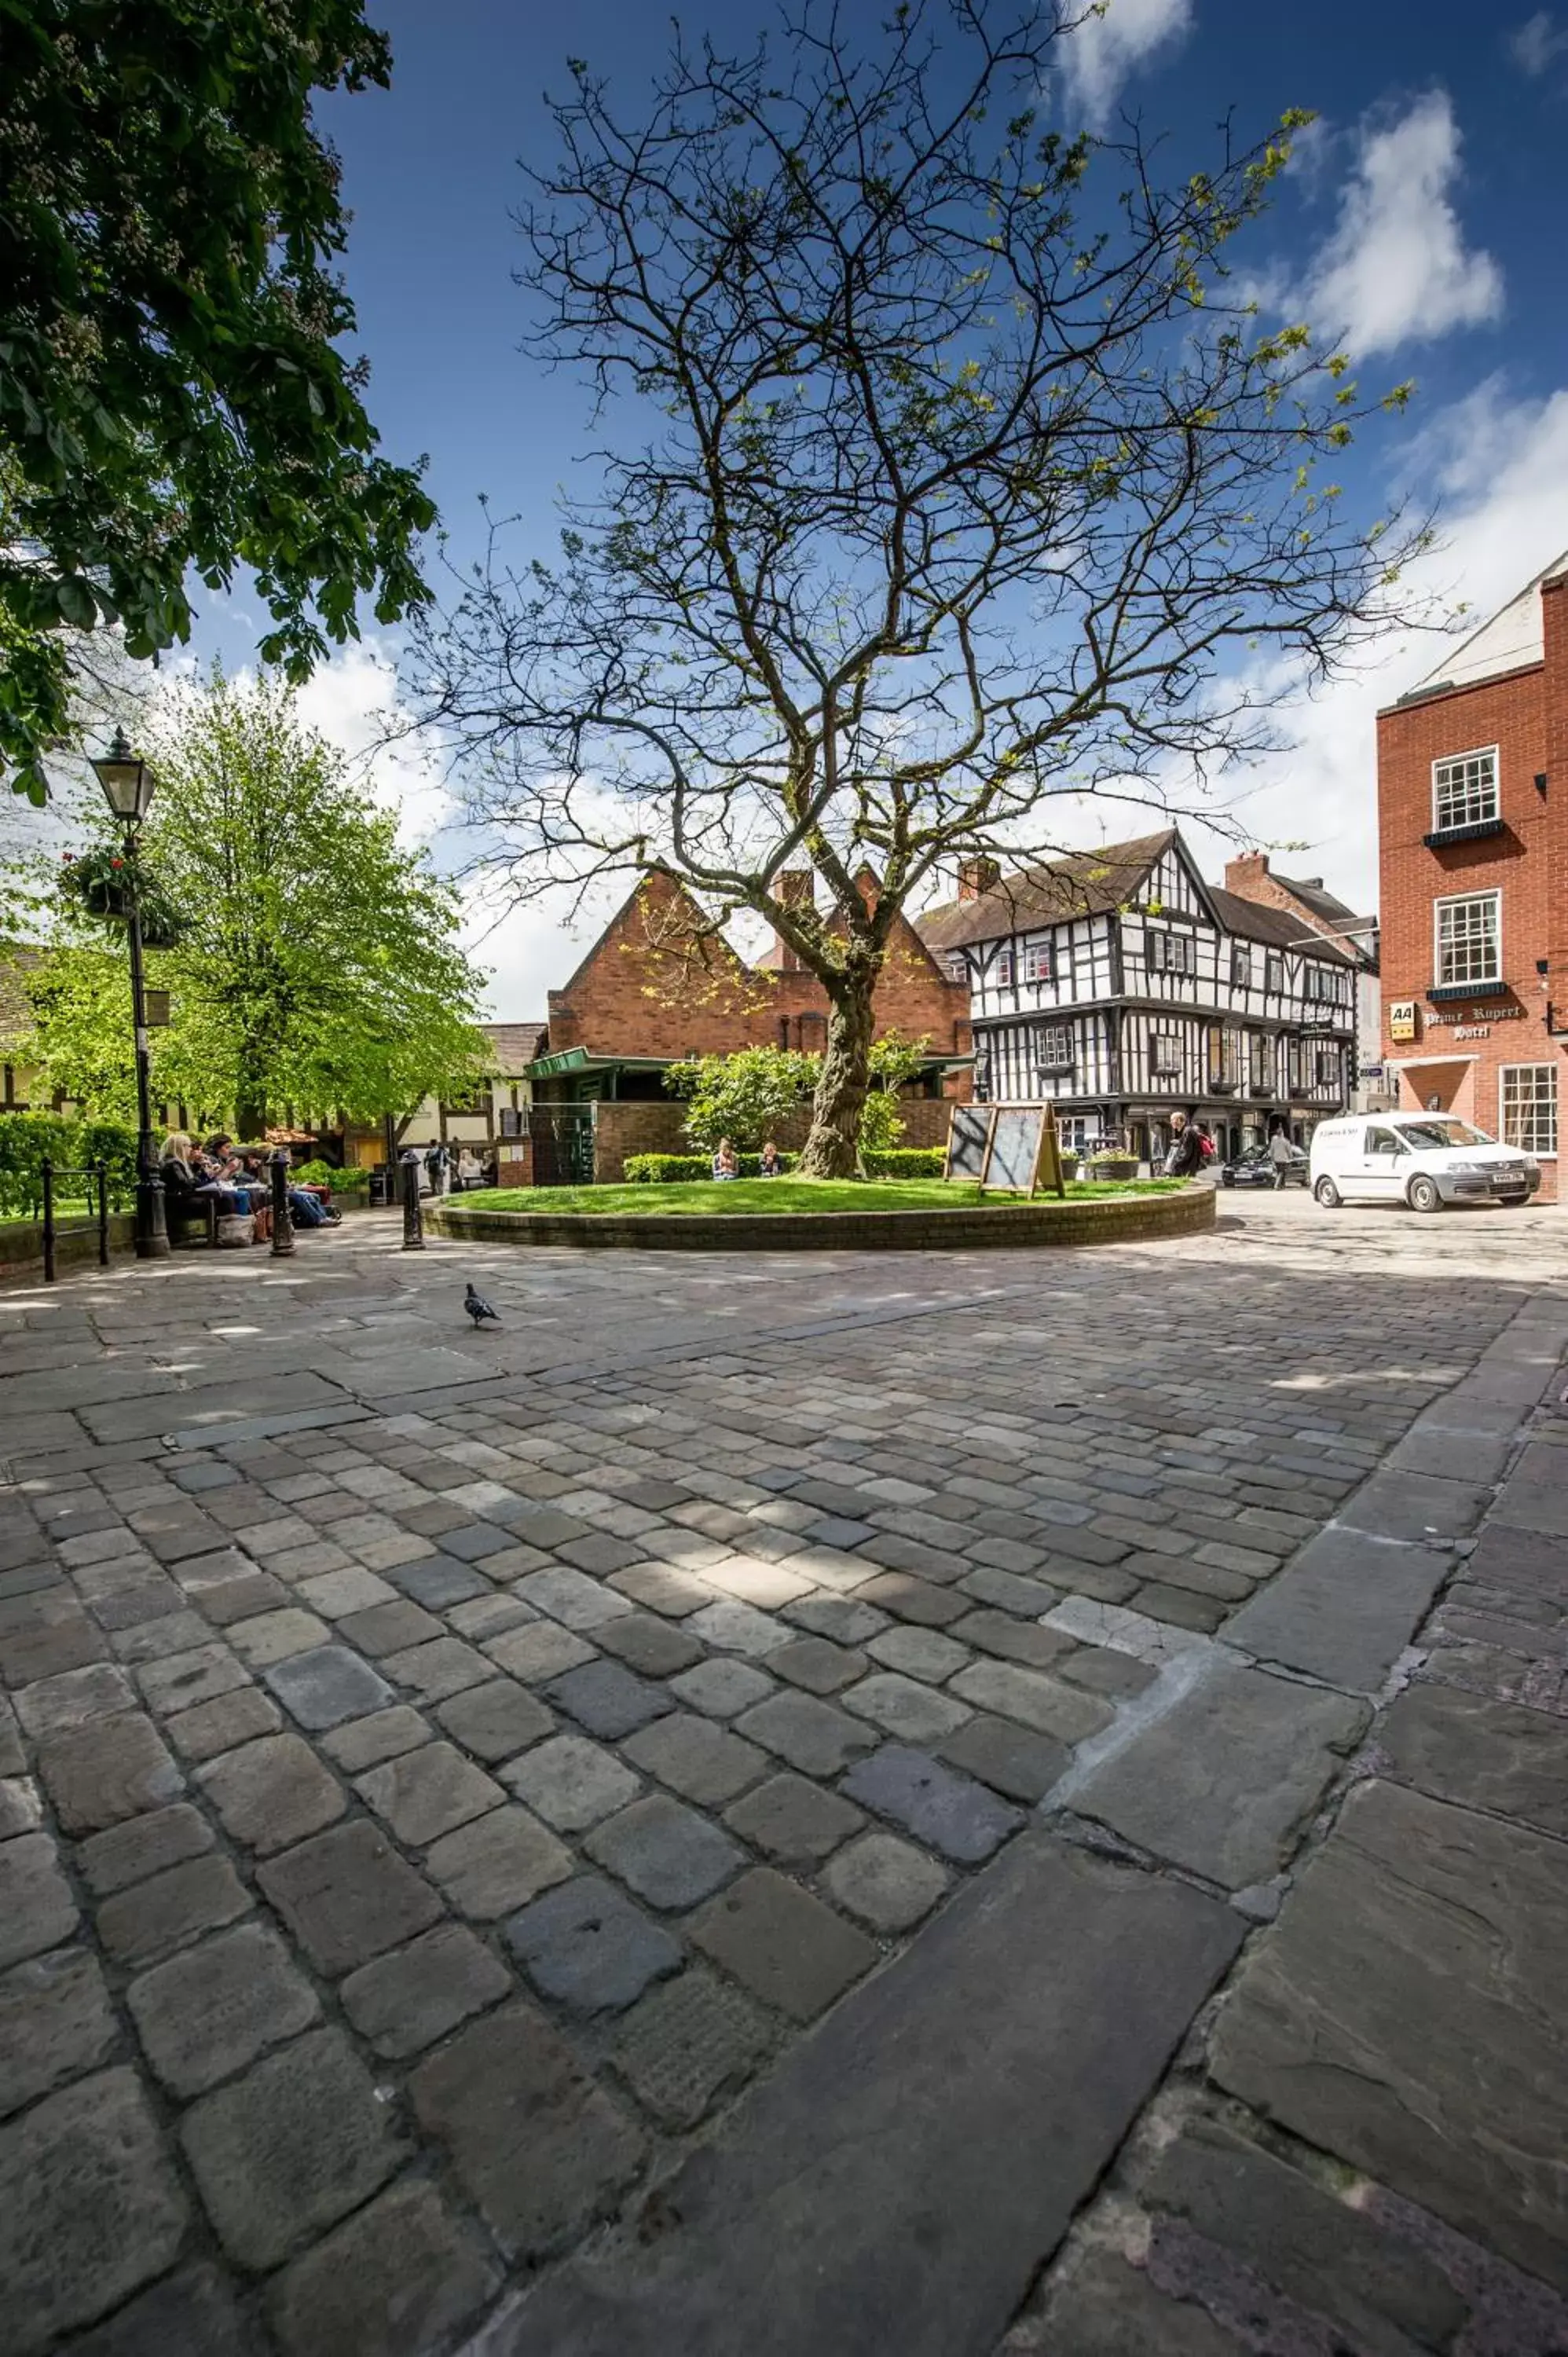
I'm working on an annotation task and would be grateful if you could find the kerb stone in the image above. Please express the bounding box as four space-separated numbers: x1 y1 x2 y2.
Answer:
493 1832 1241 2356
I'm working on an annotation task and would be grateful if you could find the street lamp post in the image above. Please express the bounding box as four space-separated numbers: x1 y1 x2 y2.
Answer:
90 730 170 1260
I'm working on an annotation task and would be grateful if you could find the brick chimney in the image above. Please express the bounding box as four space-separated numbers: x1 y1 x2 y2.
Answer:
1224 851 1270 893
958 856 1002 902
771 869 815 972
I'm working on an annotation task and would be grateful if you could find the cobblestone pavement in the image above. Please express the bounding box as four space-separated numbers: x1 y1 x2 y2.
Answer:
2 1194 1566 2355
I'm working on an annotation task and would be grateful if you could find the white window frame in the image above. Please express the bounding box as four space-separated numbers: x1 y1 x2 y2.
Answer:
1499 1064 1558 1157
1231 945 1253 989
1432 745 1500 834
1036 1023 1073 1071
1021 940 1053 984
994 947 1014 987
1150 1031 1183 1079
1434 890 1501 988
1148 927 1196 977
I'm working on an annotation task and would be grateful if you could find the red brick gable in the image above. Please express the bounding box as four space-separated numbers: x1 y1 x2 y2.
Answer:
545 871 972 1067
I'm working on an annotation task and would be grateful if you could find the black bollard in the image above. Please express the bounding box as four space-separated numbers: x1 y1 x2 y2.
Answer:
270 1149 296 1258
401 1153 425 1251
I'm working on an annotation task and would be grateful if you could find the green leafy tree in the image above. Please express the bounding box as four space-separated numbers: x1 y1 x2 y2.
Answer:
665 1032 927 1158
1 0 435 801
19 669 490 1135
420 1 1426 1175
665 1045 818 1150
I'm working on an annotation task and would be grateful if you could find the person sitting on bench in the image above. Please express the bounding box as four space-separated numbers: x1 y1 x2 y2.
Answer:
162 1132 242 1217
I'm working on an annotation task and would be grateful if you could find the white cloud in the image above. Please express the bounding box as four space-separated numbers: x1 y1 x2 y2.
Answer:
288 640 454 850
1302 93 1503 357
1057 0 1194 131
1509 10 1568 73
1178 381 1568 910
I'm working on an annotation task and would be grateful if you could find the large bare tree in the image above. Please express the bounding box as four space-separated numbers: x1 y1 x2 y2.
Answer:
419 0 1423 1175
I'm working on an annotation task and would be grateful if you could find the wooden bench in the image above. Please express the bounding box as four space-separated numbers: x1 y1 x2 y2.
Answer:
165 1194 219 1249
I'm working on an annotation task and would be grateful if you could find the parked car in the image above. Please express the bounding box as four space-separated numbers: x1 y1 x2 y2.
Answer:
1310 1115 1540 1212
1219 1143 1309 1189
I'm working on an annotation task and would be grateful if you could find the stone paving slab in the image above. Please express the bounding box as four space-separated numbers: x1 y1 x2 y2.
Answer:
1066 1658 1368 1888
1211 1776 1568 2293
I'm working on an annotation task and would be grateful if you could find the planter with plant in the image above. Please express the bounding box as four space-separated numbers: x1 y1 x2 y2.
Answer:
59 845 185 948
1088 1152 1140 1182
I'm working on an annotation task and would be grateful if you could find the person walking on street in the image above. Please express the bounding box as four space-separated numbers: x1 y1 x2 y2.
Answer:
1164 1113 1205 1179
1268 1127 1294 1189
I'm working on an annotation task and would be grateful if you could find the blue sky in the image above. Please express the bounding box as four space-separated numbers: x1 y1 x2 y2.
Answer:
201 0 1568 1016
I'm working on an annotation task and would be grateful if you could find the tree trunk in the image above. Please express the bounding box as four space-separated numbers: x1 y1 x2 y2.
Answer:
798 966 877 1178
235 1046 269 1146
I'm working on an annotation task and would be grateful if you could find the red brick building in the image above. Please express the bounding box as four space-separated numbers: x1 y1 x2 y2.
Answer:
523 871 972 1180
1376 552 1568 1201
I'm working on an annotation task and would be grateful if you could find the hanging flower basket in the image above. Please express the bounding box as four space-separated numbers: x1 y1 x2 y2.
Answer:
59 847 185 948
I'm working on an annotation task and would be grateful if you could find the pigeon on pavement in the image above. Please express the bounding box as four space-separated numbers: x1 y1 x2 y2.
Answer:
464 1282 501 1328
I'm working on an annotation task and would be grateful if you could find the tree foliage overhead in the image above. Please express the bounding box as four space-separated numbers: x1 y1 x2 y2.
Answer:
16 669 489 1135
0 0 435 801
419 0 1426 1173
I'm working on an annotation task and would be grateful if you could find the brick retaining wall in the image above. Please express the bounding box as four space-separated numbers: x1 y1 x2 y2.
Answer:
428 1185 1214 1253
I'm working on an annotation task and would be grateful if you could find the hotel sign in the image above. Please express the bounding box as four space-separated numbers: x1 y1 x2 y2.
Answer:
1388 1002 1417 1043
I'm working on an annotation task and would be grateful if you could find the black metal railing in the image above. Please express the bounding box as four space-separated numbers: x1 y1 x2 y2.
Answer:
39 1160 112 1283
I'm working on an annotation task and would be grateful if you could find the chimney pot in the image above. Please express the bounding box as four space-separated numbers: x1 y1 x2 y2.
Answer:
958 856 1002 902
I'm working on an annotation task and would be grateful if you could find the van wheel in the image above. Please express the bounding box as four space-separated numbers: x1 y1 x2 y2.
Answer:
1407 1175 1443 1215
1313 1176 1341 1208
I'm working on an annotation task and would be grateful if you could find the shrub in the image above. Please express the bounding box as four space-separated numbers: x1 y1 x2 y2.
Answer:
0 1111 136 1216
862 1147 944 1177
76 1120 140 1208
624 1151 800 1183
291 1158 370 1191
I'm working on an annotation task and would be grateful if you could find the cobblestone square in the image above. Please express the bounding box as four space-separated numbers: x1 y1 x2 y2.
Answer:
2 1196 1567 2353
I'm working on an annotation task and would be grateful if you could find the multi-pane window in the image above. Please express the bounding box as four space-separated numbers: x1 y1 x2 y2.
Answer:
1433 746 1499 833
1249 1034 1270 1092
943 951 969 984
1151 1032 1182 1078
1220 1029 1244 1086
1264 953 1284 995
1021 940 1053 984
1148 927 1196 975
1500 1065 1558 1156
1231 947 1253 988
994 948 1014 987
1435 892 1501 986
1315 1047 1340 1087
1036 1024 1073 1070
1303 964 1348 1003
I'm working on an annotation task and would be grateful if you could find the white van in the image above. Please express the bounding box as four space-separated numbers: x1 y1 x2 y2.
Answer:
1310 1114 1540 1213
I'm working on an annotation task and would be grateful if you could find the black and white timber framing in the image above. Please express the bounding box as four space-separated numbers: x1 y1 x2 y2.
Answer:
918 830 1357 1160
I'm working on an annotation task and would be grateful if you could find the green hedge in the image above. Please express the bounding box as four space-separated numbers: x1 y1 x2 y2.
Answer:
623 1146 946 1184
625 1151 799 1183
0 1112 139 1218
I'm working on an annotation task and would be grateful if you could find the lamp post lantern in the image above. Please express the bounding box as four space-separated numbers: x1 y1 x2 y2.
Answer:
90 729 170 1259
